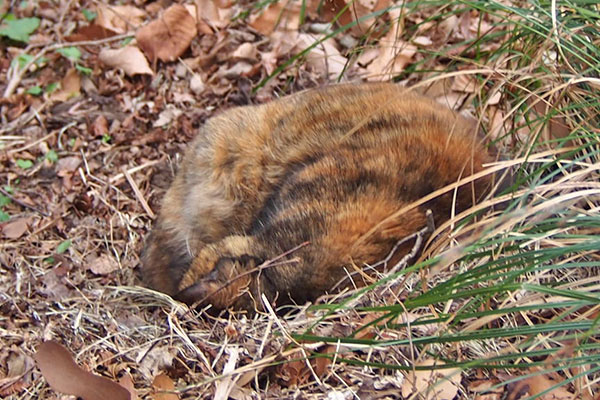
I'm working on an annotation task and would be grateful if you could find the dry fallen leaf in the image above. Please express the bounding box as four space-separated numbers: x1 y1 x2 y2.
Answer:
365 9 416 81
260 50 279 75
297 33 348 79
316 0 391 35
218 61 254 79
470 379 503 400
99 46 154 76
506 369 576 400
0 347 35 396
357 47 379 67
65 24 118 42
192 0 233 33
136 345 176 380
55 156 81 176
96 4 146 34
90 115 109 137
249 0 301 35
529 98 573 146
278 358 308 387
365 39 416 81
401 360 461 400
350 0 392 35
152 374 179 400
451 73 480 93
190 74 205 95
50 68 81 102
487 88 502 105
40 269 71 298
153 105 183 127
232 42 258 61
277 346 336 388
136 4 198 63
2 217 32 239
88 254 120 275
34 341 130 400
118 374 138 400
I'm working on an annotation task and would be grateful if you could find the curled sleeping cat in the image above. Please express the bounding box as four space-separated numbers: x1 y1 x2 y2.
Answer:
142 83 498 311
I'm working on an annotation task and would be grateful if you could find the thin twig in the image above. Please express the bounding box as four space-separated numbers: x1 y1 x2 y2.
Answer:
108 158 163 184
123 167 155 218
0 102 48 136
0 187 50 217
387 210 434 276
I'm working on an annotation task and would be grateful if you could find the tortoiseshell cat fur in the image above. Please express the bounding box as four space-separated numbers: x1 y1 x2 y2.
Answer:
142 83 497 311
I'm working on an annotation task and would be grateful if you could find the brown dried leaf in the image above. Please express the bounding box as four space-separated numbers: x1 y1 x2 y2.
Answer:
0 346 35 396
190 74 205 95
50 68 81 102
34 341 130 400
153 105 183 127
118 374 138 400
365 39 416 81
249 0 301 35
194 0 232 32
278 358 308 387
260 50 279 75
506 369 576 400
356 48 379 67
413 35 433 47
218 61 254 79
364 7 416 81
297 33 348 79
56 156 81 176
194 0 216 34
529 98 573 145
470 379 503 400
90 115 109 137
40 269 71 298
136 4 198 63
96 4 146 34
99 46 154 76
146 2 165 16
401 360 461 400
2 217 32 239
232 42 257 61
318 0 391 35
88 254 120 275
152 374 178 400
313 346 335 377
65 24 118 42
451 74 480 93
137 345 175 380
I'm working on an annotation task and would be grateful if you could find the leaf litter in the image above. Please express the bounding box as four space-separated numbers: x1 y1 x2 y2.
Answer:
0 0 598 399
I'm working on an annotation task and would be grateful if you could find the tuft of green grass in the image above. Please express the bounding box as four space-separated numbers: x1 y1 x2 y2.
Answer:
263 1 600 396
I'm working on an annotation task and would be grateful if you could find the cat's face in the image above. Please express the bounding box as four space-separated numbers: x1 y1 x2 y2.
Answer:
174 237 263 310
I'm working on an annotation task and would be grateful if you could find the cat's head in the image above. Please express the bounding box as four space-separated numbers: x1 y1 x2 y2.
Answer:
174 236 264 311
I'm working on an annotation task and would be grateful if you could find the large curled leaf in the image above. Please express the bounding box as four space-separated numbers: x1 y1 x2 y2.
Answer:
136 4 197 63
34 341 130 400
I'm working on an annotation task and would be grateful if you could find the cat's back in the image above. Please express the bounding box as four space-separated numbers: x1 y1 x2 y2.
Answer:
184 83 481 201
